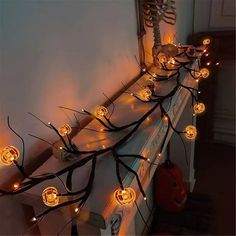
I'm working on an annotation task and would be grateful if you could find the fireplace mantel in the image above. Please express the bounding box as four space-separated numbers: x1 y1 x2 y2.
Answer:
15 51 199 235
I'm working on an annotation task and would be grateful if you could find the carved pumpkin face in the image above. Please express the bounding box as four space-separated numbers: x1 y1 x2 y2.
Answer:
154 163 187 212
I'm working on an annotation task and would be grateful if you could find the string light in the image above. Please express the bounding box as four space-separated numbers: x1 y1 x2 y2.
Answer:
13 183 20 190
194 71 201 78
74 207 79 213
0 43 213 230
206 62 211 66
200 68 210 78
157 53 167 63
162 115 168 122
193 103 205 115
0 145 20 165
139 88 152 101
114 187 136 205
58 124 72 137
94 106 108 119
216 62 220 66
42 187 59 207
202 38 211 45
184 125 197 140
31 217 37 222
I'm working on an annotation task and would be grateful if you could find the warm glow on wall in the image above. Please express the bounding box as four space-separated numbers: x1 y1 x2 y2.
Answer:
42 187 59 207
184 125 197 140
0 145 20 165
94 106 108 119
58 124 72 136
114 187 136 205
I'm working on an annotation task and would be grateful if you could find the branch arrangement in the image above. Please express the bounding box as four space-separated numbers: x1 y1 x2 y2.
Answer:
0 39 218 235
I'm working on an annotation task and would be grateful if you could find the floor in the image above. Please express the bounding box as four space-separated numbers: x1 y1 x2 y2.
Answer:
149 141 235 235
193 141 235 235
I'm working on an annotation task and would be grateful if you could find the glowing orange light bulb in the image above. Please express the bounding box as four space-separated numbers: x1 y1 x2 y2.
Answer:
58 124 72 136
13 183 20 190
114 187 136 205
202 38 211 45
194 103 205 114
139 88 152 101
194 71 201 78
42 187 59 207
162 115 168 122
200 68 210 78
157 53 167 63
74 207 79 213
0 145 20 165
184 125 197 140
94 106 108 119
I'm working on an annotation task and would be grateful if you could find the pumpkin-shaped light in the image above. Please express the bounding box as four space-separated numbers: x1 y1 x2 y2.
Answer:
194 103 205 114
94 106 108 119
184 125 197 140
0 145 20 165
194 71 201 78
58 124 72 136
157 53 168 63
139 88 152 101
202 38 211 45
42 186 59 207
114 187 136 206
200 68 210 78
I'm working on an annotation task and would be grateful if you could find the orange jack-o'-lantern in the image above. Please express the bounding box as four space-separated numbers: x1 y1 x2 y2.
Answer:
154 161 187 212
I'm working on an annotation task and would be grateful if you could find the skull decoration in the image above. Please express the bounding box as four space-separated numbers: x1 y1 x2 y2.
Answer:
143 0 177 64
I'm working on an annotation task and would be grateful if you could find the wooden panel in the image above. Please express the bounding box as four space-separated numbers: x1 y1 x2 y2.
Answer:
209 0 235 28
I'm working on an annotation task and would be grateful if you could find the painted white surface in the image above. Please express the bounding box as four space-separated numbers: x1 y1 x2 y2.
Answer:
193 0 235 32
210 0 235 28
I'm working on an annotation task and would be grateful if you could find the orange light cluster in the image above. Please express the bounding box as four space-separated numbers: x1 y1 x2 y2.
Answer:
139 88 152 101
42 186 59 207
94 106 108 119
184 125 197 140
114 187 136 205
0 145 20 165
194 103 205 115
58 124 72 136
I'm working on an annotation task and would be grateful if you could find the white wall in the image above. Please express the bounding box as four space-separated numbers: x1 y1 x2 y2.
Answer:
0 0 141 177
194 0 235 33
0 0 194 234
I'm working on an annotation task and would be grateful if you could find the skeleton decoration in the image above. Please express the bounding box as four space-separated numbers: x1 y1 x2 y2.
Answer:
143 0 177 64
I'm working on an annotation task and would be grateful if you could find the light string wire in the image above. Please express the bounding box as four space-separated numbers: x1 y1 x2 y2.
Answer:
0 43 211 234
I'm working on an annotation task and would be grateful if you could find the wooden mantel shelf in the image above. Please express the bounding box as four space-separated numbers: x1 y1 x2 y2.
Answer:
14 49 200 235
